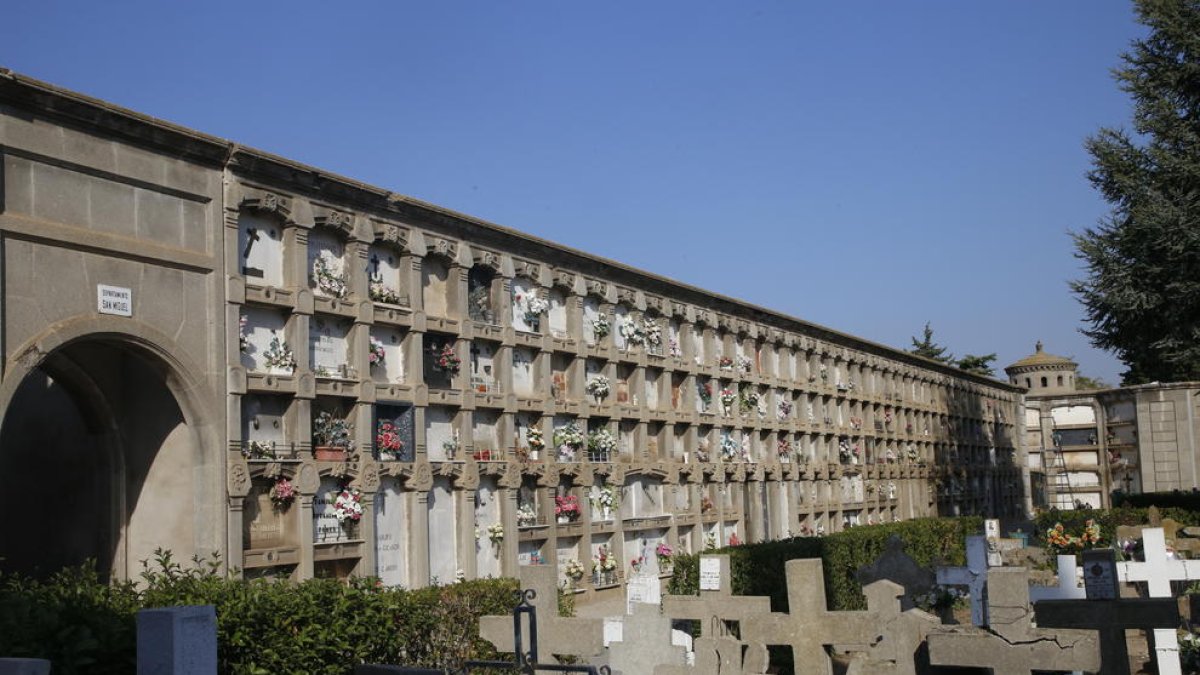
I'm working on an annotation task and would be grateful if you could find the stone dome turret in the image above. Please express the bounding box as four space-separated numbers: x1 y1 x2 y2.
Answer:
1004 341 1078 394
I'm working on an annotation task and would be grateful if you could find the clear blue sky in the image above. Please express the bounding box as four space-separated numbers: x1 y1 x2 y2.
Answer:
3 1 1142 384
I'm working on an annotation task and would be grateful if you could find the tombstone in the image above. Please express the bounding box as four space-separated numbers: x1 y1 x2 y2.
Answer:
0 660 50 675
313 477 352 544
137 605 218 675
479 565 605 660
374 478 407 586
934 535 989 626
605 605 688 675
1117 527 1200 675
1028 554 1086 602
654 636 769 675
854 535 935 611
743 558 937 675
661 556 771 639
626 568 663 614
927 567 1099 675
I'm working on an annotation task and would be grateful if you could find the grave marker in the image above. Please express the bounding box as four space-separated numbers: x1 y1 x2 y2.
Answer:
1035 595 1179 675
1117 527 1200 675
137 605 218 675
479 565 605 660
654 636 768 675
662 556 771 639
1081 548 1119 600
934 535 989 626
606 605 687 675
854 535 935 611
1029 554 1086 602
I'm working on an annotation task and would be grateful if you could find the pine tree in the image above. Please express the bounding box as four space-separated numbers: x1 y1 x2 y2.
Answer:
1072 0 1200 384
909 323 954 364
956 353 997 377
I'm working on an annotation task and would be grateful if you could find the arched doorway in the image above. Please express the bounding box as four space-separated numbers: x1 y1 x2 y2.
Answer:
0 337 200 581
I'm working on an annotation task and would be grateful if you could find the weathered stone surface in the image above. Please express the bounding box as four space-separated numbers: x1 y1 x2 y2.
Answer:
855 535 935 610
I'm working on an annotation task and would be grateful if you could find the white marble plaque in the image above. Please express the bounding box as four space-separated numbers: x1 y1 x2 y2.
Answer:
699 556 721 591
313 477 351 544
374 478 407 586
309 318 348 375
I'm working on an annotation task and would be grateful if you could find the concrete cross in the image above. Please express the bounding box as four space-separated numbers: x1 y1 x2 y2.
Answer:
743 558 937 675
605 605 688 675
1028 554 1086 602
1117 527 1200 675
661 556 771 639
934 535 989 626
654 636 769 675
479 564 605 660
928 567 1100 675
1035 594 1180 675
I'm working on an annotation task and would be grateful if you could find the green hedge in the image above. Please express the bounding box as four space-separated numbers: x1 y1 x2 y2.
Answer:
1114 491 1200 513
1033 505 1200 543
667 517 982 613
0 551 525 675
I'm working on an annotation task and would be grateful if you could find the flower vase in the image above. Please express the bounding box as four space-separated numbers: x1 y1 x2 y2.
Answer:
314 446 347 462
602 506 612 521
557 515 569 524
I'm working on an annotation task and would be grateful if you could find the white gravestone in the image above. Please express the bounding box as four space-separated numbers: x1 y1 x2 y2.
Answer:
313 477 351 544
1117 527 1200 675
1029 554 1086 602
374 478 407 586
309 318 348 376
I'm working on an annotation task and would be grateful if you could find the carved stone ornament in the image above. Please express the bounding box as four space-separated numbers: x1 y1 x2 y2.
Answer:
537 464 561 488
474 249 501 271
358 460 382 492
608 463 626 486
228 460 252 497
514 259 540 282
407 461 434 491
751 464 766 482
297 462 320 493
498 460 523 489
551 268 575 290
375 222 408 247
617 286 636 304
316 209 353 232
458 459 480 490
427 237 458 260
574 463 594 487
732 463 747 483
646 294 664 312
586 278 606 297
242 191 291 218
263 461 284 479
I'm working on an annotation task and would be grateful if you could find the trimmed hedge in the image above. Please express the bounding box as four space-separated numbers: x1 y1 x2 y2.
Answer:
667 517 982 613
1114 491 1200 513
0 551 526 675
1033 505 1200 543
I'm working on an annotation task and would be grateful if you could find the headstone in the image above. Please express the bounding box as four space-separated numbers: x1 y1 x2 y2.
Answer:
137 605 217 675
655 636 768 675
984 518 1001 541
313 477 351 544
854 535 935 611
661 556 771 639
928 566 1099 675
1081 548 1119 600
934 535 989 626
479 565 605 660
1117 527 1200 675
1035 594 1180 675
0 660 51 675
698 556 721 591
606 605 688 675
744 558 937 675
626 569 663 614
1028 554 1086 602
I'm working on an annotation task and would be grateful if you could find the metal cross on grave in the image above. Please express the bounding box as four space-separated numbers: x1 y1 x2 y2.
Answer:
927 567 1100 675
934 535 990 626
661 555 771 639
479 564 605 661
743 558 937 675
1116 526 1200 675
1029 554 1087 602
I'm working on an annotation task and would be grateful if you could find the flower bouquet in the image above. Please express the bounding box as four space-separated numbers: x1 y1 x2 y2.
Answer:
554 494 581 522
655 542 673 568
313 411 354 461
431 342 460 375
311 255 348 298
369 276 402 304
564 558 586 580
375 419 403 460
526 426 545 454
592 314 610 341
586 375 611 400
368 335 387 368
487 522 504 545
718 356 734 370
587 428 617 461
262 333 296 373
332 486 363 523
554 422 585 459
618 317 645 346
592 484 619 518
517 503 538 527
736 355 753 375
270 477 296 508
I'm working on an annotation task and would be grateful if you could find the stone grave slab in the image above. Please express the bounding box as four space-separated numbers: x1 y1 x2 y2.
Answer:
744 558 937 675
934 535 989 626
855 534 935 611
479 565 605 660
928 567 1099 675
137 605 218 675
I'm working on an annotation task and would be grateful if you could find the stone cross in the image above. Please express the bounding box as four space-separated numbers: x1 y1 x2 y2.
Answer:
1035 595 1180 675
1028 554 1086 602
743 558 937 675
1117 527 1200 675
854 534 935 611
927 567 1100 675
605 605 688 675
479 565 605 659
934 535 989 626
661 556 771 638
654 636 769 675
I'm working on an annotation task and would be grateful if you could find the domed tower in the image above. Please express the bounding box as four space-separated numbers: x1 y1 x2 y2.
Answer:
1004 341 1078 394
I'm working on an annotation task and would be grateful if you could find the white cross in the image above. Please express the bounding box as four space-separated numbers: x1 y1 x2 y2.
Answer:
1029 554 1086 602
935 536 989 626
1116 527 1200 675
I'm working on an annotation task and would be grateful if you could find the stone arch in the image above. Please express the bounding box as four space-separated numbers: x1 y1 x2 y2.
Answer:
0 317 220 581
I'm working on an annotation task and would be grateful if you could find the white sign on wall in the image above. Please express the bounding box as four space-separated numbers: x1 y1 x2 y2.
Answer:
97 285 132 317
699 556 722 591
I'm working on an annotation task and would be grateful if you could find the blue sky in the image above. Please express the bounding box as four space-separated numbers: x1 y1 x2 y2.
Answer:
2 1 1142 384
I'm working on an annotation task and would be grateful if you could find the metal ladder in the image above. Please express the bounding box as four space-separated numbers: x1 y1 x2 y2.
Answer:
1046 421 1077 509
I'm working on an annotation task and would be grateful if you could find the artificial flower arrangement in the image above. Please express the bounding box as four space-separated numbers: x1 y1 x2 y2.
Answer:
592 544 618 572
262 333 296 372
526 426 545 453
244 439 276 460
719 435 743 461
516 292 549 326
655 542 673 566
369 274 402 304
629 555 645 573
591 314 611 340
697 381 713 408
642 317 662 346
332 486 363 523
700 495 715 513
669 336 683 358
313 411 354 451
618 316 645 346
914 584 969 613
906 444 921 462
311 255 348 298
516 503 538 527
718 356 734 370
442 431 460 459
564 558 586 580
368 335 387 368
587 428 617 455
777 400 793 420
736 355 753 375
375 419 403 460
718 387 737 411
883 447 897 464
486 522 504 545
586 375 611 400
238 315 249 353
777 439 793 458
430 342 461 375
1045 520 1103 554
553 422 586 452
269 477 297 508
554 494 581 521
591 484 620 514
740 388 761 413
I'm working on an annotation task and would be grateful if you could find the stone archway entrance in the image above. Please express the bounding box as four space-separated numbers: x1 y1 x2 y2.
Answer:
0 337 199 581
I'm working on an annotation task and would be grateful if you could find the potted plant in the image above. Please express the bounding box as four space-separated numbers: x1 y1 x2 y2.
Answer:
313 411 354 461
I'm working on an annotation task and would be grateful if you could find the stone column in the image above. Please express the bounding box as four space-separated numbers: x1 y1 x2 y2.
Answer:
412 492 430 586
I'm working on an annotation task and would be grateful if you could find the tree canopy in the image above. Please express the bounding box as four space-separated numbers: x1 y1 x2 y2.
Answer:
909 322 954 364
1072 0 1200 384
956 353 997 377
